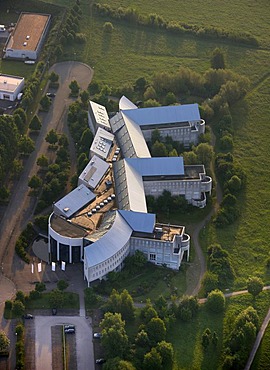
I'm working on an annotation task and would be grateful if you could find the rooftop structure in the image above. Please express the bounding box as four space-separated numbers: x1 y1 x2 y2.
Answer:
4 12 51 60
90 127 114 160
53 184 96 219
88 100 111 132
78 155 110 190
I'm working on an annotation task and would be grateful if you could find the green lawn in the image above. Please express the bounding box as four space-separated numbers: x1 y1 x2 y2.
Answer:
169 291 270 370
251 322 270 370
25 292 79 310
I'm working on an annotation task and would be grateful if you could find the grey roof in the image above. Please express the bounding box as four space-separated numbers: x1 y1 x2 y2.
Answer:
53 185 96 219
125 157 185 176
78 155 110 190
118 210 155 233
90 127 114 160
113 160 147 213
84 211 133 267
89 101 110 129
110 112 150 159
122 103 200 126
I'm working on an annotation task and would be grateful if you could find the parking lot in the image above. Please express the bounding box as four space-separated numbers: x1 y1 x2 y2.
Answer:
25 315 95 370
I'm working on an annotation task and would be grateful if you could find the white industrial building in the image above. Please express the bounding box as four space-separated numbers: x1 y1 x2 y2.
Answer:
0 74 24 101
4 13 51 60
48 96 213 285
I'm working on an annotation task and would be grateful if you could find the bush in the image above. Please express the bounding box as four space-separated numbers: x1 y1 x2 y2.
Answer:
206 289 225 313
103 22 114 32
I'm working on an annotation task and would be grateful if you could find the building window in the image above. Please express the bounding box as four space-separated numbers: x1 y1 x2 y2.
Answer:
150 253 156 261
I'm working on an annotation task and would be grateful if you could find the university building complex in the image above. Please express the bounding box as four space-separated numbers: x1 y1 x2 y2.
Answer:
48 97 212 286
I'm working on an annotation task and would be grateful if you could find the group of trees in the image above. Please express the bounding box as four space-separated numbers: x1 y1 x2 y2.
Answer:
15 223 36 263
26 132 71 213
100 292 175 370
222 306 259 369
93 4 259 46
202 244 235 292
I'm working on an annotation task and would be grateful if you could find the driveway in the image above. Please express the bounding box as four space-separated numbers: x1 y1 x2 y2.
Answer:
35 316 94 370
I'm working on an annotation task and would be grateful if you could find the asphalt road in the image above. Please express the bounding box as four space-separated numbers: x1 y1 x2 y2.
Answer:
35 316 94 370
0 61 93 369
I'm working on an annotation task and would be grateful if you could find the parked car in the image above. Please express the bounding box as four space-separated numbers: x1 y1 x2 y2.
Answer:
46 92 56 98
93 332 102 339
64 328 75 334
52 308 57 315
96 358 106 364
24 314 34 319
64 325 75 330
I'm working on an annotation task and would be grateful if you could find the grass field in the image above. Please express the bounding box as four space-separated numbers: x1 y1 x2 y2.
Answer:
251 322 270 370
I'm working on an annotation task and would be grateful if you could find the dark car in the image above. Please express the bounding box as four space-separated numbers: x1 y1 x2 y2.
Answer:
64 328 75 334
46 92 56 98
52 308 57 315
96 358 106 365
24 314 34 319
64 325 75 330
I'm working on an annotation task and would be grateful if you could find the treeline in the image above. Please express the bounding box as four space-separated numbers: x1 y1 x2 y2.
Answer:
93 3 259 47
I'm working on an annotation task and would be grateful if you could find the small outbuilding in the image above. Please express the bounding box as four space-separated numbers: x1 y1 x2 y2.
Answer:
0 74 24 101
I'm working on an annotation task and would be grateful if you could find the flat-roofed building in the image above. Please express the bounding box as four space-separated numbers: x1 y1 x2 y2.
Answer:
78 155 110 190
90 127 114 160
4 12 51 60
119 96 205 147
0 74 24 101
88 100 111 133
53 184 96 219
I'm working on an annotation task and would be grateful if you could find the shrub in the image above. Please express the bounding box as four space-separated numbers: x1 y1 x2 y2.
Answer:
206 289 225 313
103 22 114 32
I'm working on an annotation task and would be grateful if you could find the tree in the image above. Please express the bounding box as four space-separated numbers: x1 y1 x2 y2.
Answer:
202 328 211 350
156 341 174 370
35 282 46 292
40 95 51 111
79 128 93 153
69 80 80 96
29 115 42 131
135 329 150 348
0 331 10 353
177 295 199 321
49 289 65 308
144 99 161 107
57 280 69 291
202 271 219 294
146 317 166 345
227 175 242 193
103 21 114 32
165 92 176 105
134 77 147 93
206 289 225 313
13 114 24 134
18 135 35 155
195 143 214 168
151 141 167 157
211 47 225 69
13 108 27 126
12 300 25 317
143 347 163 370
154 295 167 319
100 312 128 358
37 154 49 169
212 331 218 346
46 129 58 146
247 276 264 298
80 90 90 107
15 291 26 304
220 134 233 151
140 299 158 323
144 86 157 100
49 71 59 83
28 175 42 192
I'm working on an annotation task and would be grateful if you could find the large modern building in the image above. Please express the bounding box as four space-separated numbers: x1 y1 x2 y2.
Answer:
4 12 51 60
119 96 205 147
0 74 24 101
49 97 212 286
